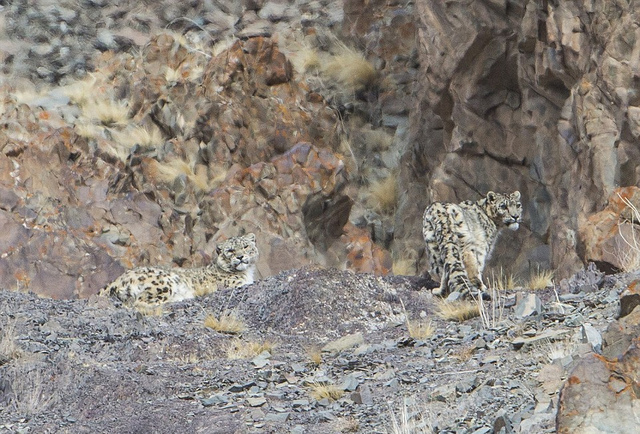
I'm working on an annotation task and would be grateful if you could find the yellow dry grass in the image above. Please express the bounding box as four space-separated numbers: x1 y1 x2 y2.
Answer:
434 299 480 322
132 302 164 317
224 337 275 360
400 298 434 340
392 258 416 276
204 312 246 334
322 43 378 93
616 193 640 272
110 125 164 149
61 74 99 106
0 322 21 364
308 382 345 401
74 121 105 140
305 345 323 365
487 267 519 291
527 268 554 290
149 158 226 193
82 98 130 127
369 174 398 214
406 318 434 340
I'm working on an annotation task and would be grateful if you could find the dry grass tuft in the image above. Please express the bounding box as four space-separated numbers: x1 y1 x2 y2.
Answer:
204 311 246 334
477 286 508 330
369 174 398 214
294 46 322 73
308 382 345 402
527 268 554 290
74 121 105 140
323 42 378 93
434 299 480 322
406 318 434 341
305 345 323 365
0 322 21 365
392 257 416 276
132 303 164 317
8 368 53 417
334 416 360 433
61 74 99 106
400 299 434 340
83 98 130 127
386 398 434 434
148 158 225 193
224 338 275 360
363 128 394 152
111 125 164 150
487 267 519 291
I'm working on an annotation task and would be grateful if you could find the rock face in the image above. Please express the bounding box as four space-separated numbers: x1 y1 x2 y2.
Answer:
3 0 640 297
394 1 640 279
579 186 640 273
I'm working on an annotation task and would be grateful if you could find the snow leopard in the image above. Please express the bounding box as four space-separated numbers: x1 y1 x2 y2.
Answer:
423 191 522 299
100 233 258 307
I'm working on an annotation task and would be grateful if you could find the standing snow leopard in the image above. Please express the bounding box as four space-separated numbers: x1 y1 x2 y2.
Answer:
422 191 522 299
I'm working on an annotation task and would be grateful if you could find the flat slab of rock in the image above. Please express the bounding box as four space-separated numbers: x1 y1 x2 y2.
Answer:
512 329 569 350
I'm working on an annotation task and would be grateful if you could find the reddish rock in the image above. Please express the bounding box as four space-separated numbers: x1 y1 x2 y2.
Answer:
579 186 640 272
557 339 640 433
619 280 640 319
341 224 392 275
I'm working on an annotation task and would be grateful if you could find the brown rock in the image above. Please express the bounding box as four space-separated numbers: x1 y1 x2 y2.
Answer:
579 186 640 272
557 340 640 433
619 279 640 319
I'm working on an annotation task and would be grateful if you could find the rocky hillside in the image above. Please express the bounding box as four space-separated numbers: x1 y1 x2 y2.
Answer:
2 266 640 433
2 1 640 432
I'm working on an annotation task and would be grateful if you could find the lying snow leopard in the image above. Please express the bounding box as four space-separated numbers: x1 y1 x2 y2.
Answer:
100 233 258 307
423 191 522 299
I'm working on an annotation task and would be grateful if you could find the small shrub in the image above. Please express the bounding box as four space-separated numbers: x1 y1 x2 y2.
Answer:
385 398 434 434
8 367 53 417
400 299 434 340
406 318 434 341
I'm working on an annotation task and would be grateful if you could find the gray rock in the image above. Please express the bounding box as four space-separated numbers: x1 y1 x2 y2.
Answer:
246 397 267 407
514 293 542 318
581 323 603 353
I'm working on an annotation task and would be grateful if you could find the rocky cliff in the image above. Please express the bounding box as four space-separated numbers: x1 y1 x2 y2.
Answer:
3 1 640 296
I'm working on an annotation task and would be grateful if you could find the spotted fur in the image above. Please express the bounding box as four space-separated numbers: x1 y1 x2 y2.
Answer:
423 191 522 299
100 234 258 307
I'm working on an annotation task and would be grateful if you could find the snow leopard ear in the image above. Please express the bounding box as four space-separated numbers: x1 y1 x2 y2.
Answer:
511 191 521 200
486 191 497 202
216 245 222 255
245 233 256 242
